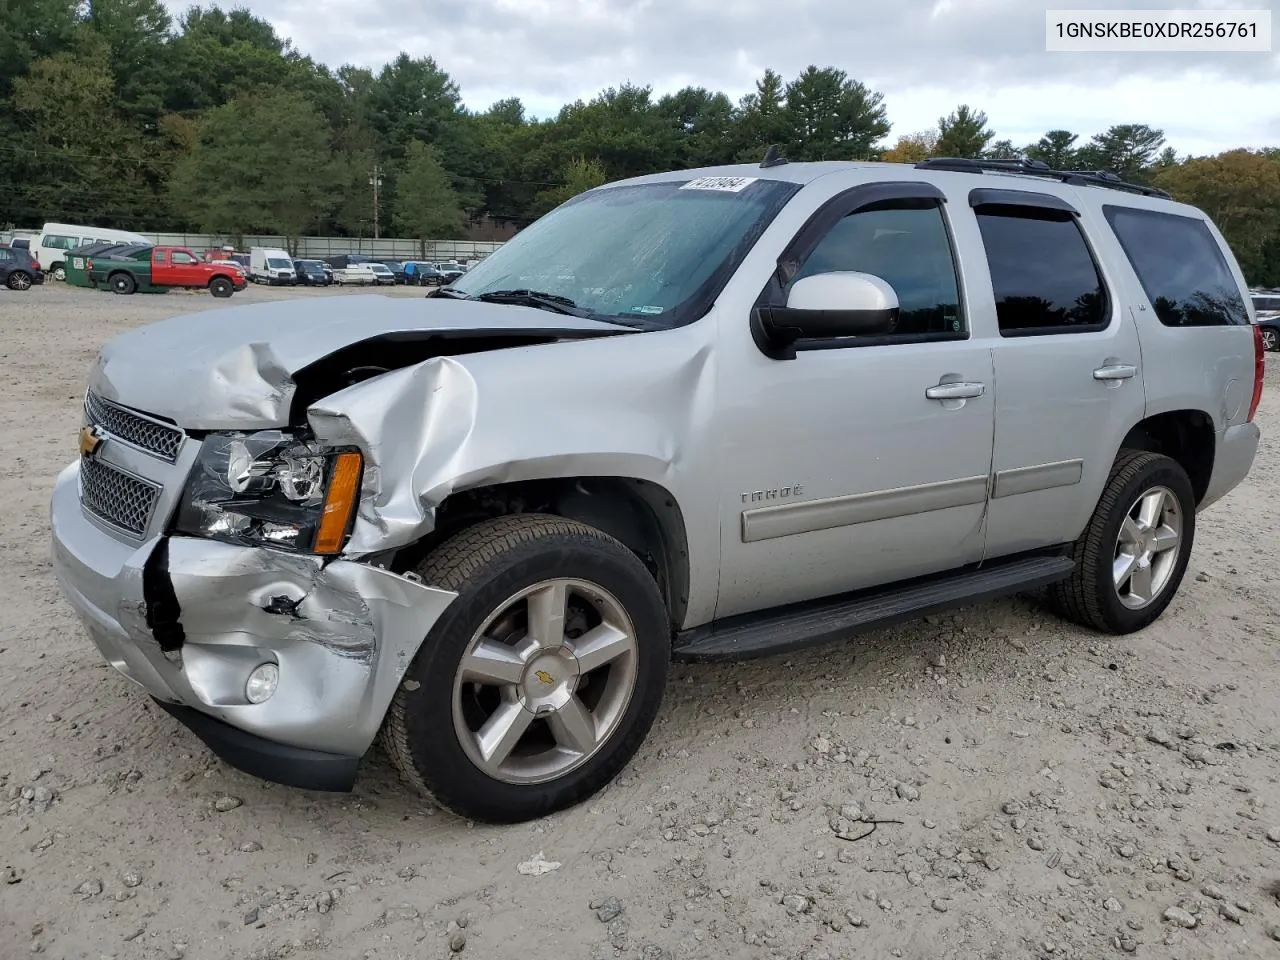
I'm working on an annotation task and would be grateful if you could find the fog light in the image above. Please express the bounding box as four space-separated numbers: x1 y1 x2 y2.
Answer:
246 663 279 704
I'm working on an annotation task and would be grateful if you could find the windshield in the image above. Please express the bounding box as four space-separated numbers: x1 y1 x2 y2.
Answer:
267 257 291 269
370 264 391 272
448 177 799 328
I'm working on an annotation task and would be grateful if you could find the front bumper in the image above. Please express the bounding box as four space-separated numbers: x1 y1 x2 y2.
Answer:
50 461 458 791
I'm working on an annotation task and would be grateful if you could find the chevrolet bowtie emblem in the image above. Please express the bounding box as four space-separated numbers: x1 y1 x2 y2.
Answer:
535 670 555 686
79 425 104 458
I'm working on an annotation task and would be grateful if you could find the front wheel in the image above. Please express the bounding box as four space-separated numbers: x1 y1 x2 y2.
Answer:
110 272 136 295
50 263 66 282
1049 450 1195 634
381 514 670 824
208 277 233 298
1262 327 1278 352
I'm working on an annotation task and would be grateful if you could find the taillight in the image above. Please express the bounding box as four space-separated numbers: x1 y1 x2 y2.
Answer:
84 259 91 270
1248 323 1265 422
33 259 41 270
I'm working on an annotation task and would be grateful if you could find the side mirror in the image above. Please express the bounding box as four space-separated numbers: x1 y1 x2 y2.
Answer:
754 271 900 357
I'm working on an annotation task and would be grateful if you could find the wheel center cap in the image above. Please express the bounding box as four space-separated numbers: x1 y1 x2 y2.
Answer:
518 649 581 714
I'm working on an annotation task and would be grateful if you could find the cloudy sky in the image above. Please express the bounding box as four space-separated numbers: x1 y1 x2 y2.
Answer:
162 0 1278 156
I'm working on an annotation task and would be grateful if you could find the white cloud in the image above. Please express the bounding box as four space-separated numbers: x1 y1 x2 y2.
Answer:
163 0 1280 154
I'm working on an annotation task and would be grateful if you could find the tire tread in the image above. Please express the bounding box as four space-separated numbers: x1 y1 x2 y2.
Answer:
1049 449 1183 632
380 513 666 820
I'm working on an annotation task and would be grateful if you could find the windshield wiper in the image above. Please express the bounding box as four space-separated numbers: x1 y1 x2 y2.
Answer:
432 286 470 299
471 289 590 317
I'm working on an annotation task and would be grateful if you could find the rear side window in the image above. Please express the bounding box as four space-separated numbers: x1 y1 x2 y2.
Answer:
974 206 1108 335
1103 205 1248 326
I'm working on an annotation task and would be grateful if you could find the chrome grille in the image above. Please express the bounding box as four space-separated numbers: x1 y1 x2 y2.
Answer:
79 457 161 538
84 392 183 462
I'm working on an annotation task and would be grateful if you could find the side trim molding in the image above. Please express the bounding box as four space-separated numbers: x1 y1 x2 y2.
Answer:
741 475 988 543
992 459 1083 499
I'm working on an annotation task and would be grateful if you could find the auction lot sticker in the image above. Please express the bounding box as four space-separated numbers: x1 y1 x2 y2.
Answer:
680 176 758 192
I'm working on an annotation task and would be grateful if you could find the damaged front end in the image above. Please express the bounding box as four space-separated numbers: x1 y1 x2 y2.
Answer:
49 432 458 790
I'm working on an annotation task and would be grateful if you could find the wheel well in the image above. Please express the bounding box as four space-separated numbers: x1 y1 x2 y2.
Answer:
1120 410 1215 504
389 477 691 625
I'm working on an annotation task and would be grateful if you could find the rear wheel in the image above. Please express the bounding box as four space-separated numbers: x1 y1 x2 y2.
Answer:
110 272 136 295
208 276 233 298
6 271 32 291
381 514 670 824
1262 327 1278 352
1049 450 1195 634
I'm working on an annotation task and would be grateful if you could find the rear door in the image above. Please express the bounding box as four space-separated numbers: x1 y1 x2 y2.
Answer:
971 189 1146 558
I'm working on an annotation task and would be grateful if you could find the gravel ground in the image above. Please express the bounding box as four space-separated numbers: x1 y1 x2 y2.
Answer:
3 281 1280 960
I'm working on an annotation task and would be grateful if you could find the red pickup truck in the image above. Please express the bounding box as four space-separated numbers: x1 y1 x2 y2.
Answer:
88 245 248 298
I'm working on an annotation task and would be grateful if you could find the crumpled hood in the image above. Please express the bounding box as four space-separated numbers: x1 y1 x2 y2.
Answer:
88 294 629 430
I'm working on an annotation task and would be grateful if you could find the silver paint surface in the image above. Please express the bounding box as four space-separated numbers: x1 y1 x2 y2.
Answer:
50 158 1263 763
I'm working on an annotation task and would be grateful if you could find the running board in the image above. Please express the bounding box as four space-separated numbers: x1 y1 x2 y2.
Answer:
672 554 1075 662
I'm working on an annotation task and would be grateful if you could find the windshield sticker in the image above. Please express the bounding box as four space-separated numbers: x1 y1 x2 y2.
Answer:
680 176 758 192
629 305 664 315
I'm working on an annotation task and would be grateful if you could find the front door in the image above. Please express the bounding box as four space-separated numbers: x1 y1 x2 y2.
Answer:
970 195 1147 558
713 186 998 620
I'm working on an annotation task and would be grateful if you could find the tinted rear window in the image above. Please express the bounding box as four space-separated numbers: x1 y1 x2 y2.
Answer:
974 206 1108 334
1103 205 1248 326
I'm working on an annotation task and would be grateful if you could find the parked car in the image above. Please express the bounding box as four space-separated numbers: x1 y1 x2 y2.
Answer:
1251 291 1280 351
374 259 408 284
404 261 445 286
33 221 150 282
250 247 297 285
294 259 331 286
64 242 150 288
332 263 378 285
48 156 1262 825
432 261 466 283
0 246 44 290
366 262 397 286
89 245 246 297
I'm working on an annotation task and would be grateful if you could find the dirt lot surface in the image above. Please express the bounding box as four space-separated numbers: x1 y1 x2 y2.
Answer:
3 281 1280 960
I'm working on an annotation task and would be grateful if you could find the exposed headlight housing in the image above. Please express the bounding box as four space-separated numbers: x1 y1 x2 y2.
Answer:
173 430 363 555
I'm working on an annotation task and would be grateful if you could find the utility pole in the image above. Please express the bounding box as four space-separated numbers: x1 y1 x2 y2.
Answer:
369 164 383 239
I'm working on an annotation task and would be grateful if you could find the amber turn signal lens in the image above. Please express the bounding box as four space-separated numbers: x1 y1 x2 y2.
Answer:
314 452 362 555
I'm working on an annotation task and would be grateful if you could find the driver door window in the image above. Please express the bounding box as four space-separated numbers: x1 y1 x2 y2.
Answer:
787 204 965 339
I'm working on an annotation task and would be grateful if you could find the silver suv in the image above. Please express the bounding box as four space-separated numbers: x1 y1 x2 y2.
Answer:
50 156 1263 823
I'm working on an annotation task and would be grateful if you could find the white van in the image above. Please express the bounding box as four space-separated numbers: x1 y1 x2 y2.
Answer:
35 222 151 281
249 247 297 285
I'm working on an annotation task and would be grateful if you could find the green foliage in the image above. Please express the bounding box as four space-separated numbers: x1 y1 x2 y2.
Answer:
936 105 994 158
1024 130 1079 169
167 89 343 240
393 140 466 252
1154 149 1280 286
0 6 1275 288
532 157 610 215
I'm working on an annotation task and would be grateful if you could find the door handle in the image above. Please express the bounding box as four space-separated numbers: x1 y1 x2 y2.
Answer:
926 381 985 400
1093 363 1136 380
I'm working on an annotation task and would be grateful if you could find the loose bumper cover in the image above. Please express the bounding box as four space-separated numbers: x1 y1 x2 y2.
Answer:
50 461 457 791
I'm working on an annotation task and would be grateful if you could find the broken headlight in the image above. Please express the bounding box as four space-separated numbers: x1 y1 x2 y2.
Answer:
173 431 363 555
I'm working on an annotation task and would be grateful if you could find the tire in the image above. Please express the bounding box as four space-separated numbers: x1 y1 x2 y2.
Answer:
110 272 136 295
208 277 233 298
1049 450 1195 634
381 514 670 824
7 271 32 291
1262 327 1278 352
50 263 66 282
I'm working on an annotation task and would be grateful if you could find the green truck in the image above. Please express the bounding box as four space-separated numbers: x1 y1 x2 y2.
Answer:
86 245 248 297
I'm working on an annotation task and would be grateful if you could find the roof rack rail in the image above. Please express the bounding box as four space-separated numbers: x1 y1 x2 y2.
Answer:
913 156 1172 200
